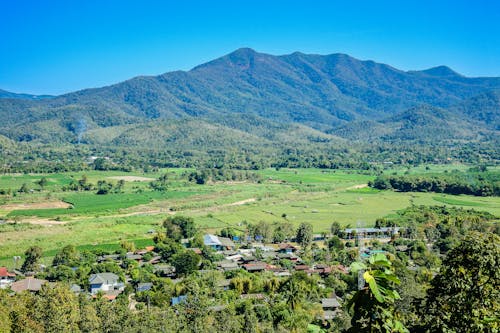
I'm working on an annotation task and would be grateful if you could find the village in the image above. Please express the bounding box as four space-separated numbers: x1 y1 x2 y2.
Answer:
1 223 407 323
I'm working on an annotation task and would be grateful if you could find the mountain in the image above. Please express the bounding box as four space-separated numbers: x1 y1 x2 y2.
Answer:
0 89 53 100
413 65 464 78
451 90 500 130
0 48 498 148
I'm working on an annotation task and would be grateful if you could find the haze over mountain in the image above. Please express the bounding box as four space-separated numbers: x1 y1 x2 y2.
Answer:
0 48 498 148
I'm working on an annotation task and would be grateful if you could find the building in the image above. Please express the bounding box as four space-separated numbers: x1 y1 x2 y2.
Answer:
321 297 342 320
10 277 47 293
204 234 235 251
242 262 268 272
278 243 297 254
0 267 16 289
342 227 401 239
88 273 122 294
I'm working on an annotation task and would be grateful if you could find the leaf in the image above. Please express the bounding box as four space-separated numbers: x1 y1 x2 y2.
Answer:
364 271 384 303
369 253 389 265
350 261 366 273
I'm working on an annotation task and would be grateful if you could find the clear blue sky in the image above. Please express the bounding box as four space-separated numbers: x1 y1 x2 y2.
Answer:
1 0 499 95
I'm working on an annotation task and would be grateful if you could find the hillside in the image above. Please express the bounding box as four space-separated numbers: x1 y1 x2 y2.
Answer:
0 89 53 100
0 48 499 150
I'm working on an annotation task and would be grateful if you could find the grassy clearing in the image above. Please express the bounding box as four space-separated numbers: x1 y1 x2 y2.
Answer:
432 196 488 207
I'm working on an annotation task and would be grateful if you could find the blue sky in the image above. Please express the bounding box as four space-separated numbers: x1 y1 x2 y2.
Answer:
1 0 499 95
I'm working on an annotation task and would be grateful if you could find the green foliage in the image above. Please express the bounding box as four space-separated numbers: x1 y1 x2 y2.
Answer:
171 251 201 276
149 173 169 191
162 215 196 241
21 245 42 273
371 170 500 196
296 222 314 248
328 235 345 251
348 254 408 333
52 245 80 267
421 232 500 333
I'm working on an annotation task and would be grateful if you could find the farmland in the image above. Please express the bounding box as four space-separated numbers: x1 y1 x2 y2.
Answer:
0 166 498 267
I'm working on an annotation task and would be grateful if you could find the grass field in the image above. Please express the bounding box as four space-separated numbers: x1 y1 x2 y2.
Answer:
0 166 498 267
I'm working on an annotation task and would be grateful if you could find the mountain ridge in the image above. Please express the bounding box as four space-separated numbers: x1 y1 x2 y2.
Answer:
0 48 498 149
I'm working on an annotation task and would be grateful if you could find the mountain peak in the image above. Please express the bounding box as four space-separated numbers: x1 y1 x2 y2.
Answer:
192 47 262 71
420 65 463 78
229 47 258 55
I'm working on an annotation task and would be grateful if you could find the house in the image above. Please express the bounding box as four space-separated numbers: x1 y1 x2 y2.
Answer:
126 253 143 261
0 267 16 289
97 254 120 263
313 234 326 241
171 295 187 305
204 234 235 251
153 264 176 277
216 279 231 291
277 252 301 262
10 277 47 293
88 273 121 294
217 260 239 271
294 264 310 272
188 247 202 255
342 227 401 239
240 293 265 300
70 284 82 293
278 243 297 254
321 297 342 320
242 261 268 272
314 264 333 276
136 282 153 292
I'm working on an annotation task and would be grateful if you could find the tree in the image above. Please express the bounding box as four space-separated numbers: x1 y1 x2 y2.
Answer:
78 293 101 332
36 177 48 190
34 283 80 332
421 232 499 333
163 215 196 240
296 223 313 248
52 244 80 267
93 158 108 170
328 235 345 251
120 240 136 253
21 246 42 273
18 183 30 194
171 251 200 276
331 221 342 236
347 253 408 333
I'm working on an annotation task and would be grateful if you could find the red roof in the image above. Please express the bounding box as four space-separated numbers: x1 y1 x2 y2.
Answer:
0 267 15 278
189 248 203 255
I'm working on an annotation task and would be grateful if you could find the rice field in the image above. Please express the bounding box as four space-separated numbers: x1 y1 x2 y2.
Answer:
0 166 498 267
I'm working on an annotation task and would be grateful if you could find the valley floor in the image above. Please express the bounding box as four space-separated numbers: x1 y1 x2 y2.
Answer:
0 166 498 267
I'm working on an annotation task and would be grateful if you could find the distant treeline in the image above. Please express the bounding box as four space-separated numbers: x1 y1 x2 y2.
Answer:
1 136 499 174
369 170 500 196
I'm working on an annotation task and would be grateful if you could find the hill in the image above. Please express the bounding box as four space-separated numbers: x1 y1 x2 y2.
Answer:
0 89 53 100
0 48 498 156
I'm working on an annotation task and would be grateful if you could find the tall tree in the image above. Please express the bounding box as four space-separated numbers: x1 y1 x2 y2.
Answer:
52 244 80 267
296 222 313 248
21 246 42 273
163 215 196 240
34 284 80 333
171 251 201 276
421 232 499 333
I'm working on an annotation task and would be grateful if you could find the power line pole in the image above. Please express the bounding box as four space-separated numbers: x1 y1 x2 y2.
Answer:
357 220 365 290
